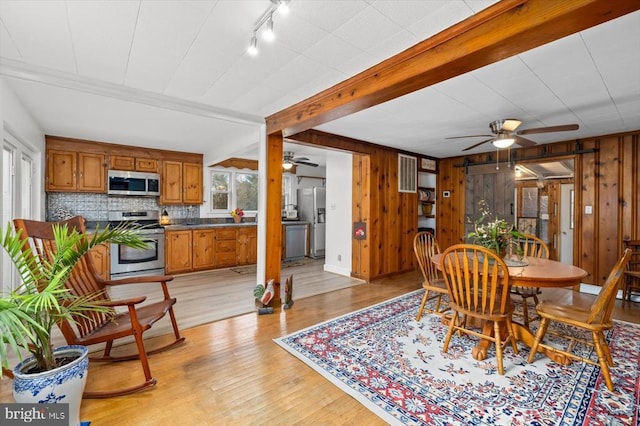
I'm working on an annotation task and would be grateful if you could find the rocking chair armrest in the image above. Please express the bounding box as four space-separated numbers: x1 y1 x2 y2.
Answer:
99 296 147 307
104 274 175 286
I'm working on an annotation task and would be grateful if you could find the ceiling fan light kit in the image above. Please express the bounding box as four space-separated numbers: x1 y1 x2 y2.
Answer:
492 134 515 149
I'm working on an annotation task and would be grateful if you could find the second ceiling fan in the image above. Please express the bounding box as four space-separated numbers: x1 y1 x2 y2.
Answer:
447 119 579 151
283 151 318 169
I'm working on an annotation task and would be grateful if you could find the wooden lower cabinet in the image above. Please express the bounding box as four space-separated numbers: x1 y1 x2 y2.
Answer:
237 227 257 265
88 243 110 280
165 230 193 274
193 229 215 271
215 228 237 268
165 226 257 274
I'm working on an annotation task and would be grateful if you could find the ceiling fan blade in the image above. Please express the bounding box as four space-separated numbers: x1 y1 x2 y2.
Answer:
517 124 579 135
446 134 492 140
294 161 318 167
514 135 537 147
462 138 494 151
291 157 309 161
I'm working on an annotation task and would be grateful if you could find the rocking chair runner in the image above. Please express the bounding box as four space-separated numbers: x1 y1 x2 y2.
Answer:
13 216 185 398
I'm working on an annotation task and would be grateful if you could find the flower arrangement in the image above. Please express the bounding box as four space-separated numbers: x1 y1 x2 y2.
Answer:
230 208 244 218
467 200 524 256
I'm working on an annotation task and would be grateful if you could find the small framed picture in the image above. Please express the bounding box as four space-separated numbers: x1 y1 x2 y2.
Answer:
421 158 436 171
518 217 537 236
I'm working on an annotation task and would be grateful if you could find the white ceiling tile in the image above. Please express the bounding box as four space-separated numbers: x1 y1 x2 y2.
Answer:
292 0 369 33
333 4 404 51
303 33 363 71
370 1 449 28
0 0 76 72
405 2 476 41
66 1 140 84
124 1 215 92
0 20 21 59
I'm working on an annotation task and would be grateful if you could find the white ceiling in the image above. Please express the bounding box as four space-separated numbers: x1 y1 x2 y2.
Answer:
1 1 639 167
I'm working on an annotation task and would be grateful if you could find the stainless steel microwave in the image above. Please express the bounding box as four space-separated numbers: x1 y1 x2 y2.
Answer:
107 170 160 196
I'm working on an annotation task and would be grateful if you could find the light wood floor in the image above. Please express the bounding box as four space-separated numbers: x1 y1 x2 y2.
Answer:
1 267 638 425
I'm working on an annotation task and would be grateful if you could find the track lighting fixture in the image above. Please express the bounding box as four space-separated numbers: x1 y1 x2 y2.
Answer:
246 0 291 56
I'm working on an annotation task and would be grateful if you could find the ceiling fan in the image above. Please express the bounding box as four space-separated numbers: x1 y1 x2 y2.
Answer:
446 119 579 151
283 151 318 169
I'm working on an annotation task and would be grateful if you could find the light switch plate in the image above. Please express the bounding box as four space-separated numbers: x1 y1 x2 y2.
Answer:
585 205 593 214
442 191 451 198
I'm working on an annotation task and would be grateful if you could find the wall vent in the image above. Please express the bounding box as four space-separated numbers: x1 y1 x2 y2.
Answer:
398 154 417 193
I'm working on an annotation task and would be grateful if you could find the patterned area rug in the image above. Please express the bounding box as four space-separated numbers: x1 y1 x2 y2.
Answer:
274 291 640 425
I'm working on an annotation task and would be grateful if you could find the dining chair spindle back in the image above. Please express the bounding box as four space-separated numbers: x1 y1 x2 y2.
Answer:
440 244 518 375
413 231 449 320
511 234 549 326
622 239 640 306
527 248 632 391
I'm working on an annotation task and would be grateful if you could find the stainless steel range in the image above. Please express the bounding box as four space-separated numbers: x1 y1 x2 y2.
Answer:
108 210 165 279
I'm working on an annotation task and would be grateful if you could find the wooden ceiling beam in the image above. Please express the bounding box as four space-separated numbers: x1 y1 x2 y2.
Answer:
266 0 640 136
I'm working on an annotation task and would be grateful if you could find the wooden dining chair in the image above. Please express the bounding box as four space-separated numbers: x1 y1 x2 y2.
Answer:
13 216 185 398
510 234 549 327
527 248 632 391
622 239 640 306
413 231 449 320
440 244 518 375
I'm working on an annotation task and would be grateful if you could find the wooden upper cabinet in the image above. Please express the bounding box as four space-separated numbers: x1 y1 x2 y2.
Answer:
110 155 158 173
136 158 158 173
183 162 203 204
161 160 183 204
161 161 203 205
109 155 135 171
47 149 106 192
78 153 107 192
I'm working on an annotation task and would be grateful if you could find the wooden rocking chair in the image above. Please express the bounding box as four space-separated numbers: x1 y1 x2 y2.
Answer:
13 216 185 398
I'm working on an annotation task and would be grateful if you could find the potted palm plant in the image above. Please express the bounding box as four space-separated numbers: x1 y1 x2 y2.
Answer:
0 220 147 426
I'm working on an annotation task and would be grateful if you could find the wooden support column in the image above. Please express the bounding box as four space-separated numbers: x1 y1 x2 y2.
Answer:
265 131 284 304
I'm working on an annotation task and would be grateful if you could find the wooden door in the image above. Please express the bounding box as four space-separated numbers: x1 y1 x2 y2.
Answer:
183 162 203 204
165 230 192 274
78 152 106 192
46 149 77 191
193 229 215 271
161 161 183 204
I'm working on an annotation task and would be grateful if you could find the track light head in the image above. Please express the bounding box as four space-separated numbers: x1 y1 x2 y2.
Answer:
263 14 275 41
247 34 258 56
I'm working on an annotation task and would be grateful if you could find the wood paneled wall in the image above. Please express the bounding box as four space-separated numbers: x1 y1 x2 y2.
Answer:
436 131 640 286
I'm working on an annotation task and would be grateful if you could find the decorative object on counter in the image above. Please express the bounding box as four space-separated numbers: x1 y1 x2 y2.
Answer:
231 208 244 223
467 200 524 257
160 209 170 225
283 275 294 309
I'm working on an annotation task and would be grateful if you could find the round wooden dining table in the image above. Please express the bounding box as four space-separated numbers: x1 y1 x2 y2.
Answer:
430 253 588 363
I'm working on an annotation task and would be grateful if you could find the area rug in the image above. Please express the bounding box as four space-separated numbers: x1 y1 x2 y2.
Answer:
230 258 311 274
274 290 640 425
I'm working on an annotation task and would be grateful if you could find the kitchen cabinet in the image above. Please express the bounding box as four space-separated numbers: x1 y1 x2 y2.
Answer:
165 230 193 274
161 161 203 205
46 149 106 192
88 243 110 280
237 227 257 265
193 229 215 271
215 228 237 268
109 155 158 173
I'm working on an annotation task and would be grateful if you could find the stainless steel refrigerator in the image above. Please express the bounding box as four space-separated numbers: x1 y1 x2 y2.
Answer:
297 187 326 259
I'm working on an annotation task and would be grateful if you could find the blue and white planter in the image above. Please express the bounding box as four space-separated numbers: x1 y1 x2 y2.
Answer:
13 345 89 426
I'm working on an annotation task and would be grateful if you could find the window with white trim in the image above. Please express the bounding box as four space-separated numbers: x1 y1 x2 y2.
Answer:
209 169 258 213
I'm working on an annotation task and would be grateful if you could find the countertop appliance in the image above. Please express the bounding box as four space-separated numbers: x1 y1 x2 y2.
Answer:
108 170 160 196
108 210 165 279
297 187 326 259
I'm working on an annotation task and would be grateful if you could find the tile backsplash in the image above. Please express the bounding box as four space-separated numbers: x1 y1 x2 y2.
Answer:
47 193 194 221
